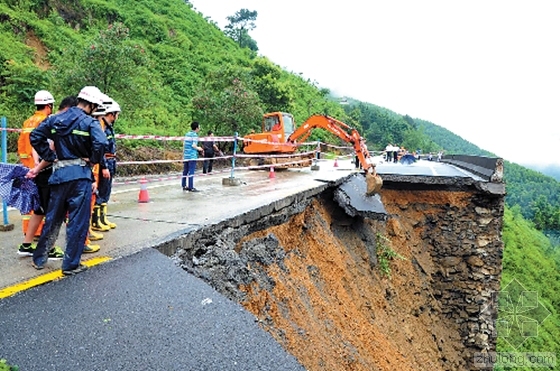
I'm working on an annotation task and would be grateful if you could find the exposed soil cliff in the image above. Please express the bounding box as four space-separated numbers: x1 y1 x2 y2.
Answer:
173 185 503 370
237 191 469 370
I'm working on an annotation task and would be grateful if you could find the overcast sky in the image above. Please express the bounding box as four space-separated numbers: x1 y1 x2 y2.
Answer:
189 1 560 166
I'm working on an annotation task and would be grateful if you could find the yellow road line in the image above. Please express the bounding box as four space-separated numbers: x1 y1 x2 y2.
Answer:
0 256 112 300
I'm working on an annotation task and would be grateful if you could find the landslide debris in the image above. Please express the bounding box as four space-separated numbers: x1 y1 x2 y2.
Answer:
174 190 468 370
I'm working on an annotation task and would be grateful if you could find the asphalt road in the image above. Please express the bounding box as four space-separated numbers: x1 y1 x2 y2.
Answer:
0 248 305 371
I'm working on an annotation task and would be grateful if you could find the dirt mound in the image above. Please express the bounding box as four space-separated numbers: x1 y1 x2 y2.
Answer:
116 146 182 176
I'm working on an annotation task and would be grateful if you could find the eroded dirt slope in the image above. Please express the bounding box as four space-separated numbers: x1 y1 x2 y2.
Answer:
236 192 469 371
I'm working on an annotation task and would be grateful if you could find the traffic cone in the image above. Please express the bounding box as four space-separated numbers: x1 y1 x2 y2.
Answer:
334 157 339 167
138 177 150 203
269 166 275 179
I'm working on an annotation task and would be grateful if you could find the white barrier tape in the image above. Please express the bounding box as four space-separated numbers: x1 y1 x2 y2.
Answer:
235 150 316 159
118 154 234 166
336 154 354 159
323 143 354 150
1 127 356 152
242 138 324 147
116 134 237 142
113 167 235 186
117 151 315 166
113 157 312 186
237 158 313 171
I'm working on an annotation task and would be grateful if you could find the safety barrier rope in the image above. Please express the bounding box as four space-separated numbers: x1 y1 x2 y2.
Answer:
1 125 361 189
0 127 354 149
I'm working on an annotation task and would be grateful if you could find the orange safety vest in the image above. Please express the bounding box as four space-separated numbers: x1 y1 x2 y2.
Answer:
92 117 107 186
17 111 48 169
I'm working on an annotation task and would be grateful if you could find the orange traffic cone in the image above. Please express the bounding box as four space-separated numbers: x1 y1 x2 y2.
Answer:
269 166 276 179
334 157 339 167
138 177 150 203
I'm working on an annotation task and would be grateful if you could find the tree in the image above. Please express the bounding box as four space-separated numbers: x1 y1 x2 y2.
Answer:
51 23 151 99
224 9 258 51
250 58 292 112
191 67 263 136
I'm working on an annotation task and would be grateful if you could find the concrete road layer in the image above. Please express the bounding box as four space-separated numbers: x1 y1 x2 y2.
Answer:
0 248 306 371
0 159 360 292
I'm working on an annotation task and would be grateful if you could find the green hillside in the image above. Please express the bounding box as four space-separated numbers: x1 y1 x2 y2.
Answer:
415 118 494 156
497 206 560 368
0 0 347 145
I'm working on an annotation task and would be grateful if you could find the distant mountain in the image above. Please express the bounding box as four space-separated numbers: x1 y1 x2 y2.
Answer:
410 117 560 221
521 163 560 182
415 118 494 157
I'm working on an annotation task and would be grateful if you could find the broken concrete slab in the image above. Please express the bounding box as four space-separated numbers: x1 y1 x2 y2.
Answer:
334 173 387 220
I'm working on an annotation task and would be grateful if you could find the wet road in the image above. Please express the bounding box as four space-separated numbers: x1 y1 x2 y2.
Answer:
0 248 305 371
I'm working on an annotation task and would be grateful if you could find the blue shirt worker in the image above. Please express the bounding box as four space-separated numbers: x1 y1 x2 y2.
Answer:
96 99 120 229
29 86 108 275
182 121 203 192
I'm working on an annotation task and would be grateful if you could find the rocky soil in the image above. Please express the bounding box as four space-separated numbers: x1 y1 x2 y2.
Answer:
172 187 492 370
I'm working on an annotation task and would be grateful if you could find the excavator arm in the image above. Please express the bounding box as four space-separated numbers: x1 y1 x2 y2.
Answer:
287 115 382 195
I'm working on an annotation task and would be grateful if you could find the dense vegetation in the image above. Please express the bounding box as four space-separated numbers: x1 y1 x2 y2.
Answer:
1 0 559 366
496 207 560 369
0 0 349 150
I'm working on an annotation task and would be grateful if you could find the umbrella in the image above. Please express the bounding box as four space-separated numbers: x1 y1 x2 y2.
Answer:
0 163 40 214
399 153 417 165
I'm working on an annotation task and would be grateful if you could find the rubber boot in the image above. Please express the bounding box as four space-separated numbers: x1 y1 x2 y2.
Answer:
89 227 104 241
83 238 100 253
91 205 110 232
100 203 116 229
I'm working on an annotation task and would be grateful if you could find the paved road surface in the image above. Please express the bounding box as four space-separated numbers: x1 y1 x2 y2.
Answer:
0 248 305 371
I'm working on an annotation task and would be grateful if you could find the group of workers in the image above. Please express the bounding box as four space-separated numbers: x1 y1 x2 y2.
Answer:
17 86 120 276
384 144 404 163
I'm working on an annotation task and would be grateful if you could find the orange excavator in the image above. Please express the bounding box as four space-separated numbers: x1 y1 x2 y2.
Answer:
243 112 383 195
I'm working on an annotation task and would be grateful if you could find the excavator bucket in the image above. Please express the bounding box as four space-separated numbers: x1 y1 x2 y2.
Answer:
365 172 383 195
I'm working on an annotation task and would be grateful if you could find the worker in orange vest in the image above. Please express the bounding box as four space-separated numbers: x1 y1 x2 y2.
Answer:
16 90 63 259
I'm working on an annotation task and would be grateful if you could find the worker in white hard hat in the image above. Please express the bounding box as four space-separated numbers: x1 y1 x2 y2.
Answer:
16 90 64 260
88 93 112 245
95 98 121 230
28 86 108 275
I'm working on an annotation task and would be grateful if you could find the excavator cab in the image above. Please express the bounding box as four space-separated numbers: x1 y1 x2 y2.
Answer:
243 112 297 154
263 113 295 138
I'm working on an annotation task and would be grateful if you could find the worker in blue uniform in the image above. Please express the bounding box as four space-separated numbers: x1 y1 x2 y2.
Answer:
29 86 108 276
95 98 120 229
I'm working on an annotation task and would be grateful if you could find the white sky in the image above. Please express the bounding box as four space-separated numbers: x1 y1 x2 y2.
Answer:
189 1 560 166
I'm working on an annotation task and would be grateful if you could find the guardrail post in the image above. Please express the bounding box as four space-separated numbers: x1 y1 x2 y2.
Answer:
311 140 321 171
1 116 15 231
231 131 238 178
222 131 242 186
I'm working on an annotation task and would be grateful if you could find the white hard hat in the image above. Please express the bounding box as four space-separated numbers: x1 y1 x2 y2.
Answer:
92 93 113 116
77 86 104 106
105 99 121 114
92 105 106 116
34 90 55 105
